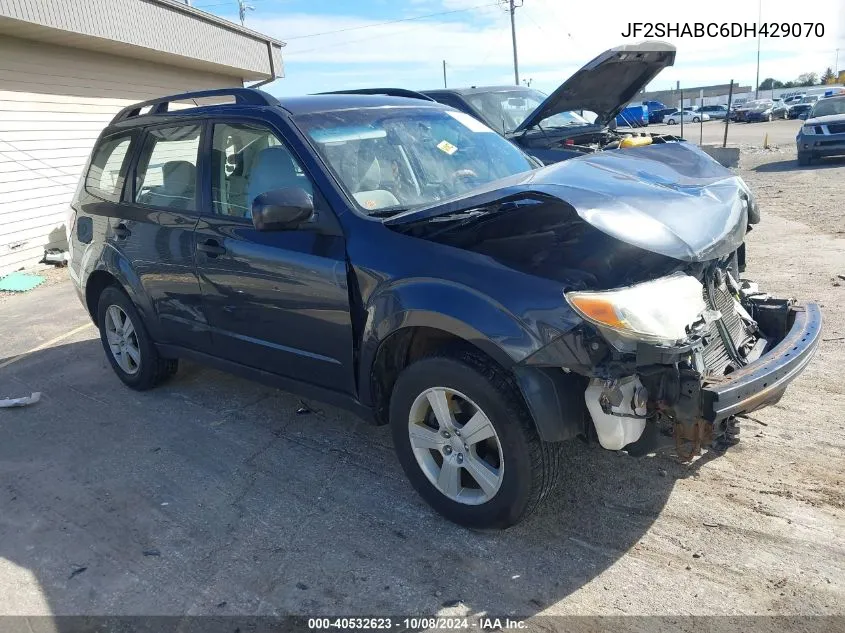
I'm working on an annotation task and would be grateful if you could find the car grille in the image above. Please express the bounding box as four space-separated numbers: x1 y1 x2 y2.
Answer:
827 123 845 134
700 277 752 376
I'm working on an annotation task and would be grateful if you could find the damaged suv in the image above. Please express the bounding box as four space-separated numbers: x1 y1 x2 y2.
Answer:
69 88 821 529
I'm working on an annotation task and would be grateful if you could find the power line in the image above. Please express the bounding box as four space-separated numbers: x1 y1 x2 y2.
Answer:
280 2 498 40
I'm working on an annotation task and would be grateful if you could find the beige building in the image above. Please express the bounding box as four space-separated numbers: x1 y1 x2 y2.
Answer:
0 0 284 275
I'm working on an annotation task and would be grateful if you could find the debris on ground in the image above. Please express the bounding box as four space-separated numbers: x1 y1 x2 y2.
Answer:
0 272 46 292
142 549 161 557
296 400 323 416
69 566 87 579
0 392 41 408
43 249 69 266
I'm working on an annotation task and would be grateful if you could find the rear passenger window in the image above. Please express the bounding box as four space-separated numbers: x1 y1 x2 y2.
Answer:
86 133 134 202
134 125 201 211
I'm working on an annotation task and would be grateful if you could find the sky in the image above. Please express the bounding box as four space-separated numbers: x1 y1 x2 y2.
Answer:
192 0 845 98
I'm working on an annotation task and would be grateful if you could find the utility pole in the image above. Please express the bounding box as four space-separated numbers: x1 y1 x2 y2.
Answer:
503 0 521 85
754 0 761 98
836 48 840 74
238 0 253 26
442 60 447 88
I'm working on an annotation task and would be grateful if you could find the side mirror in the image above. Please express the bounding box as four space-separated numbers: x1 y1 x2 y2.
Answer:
608 118 618 131
799 113 808 120
252 188 314 231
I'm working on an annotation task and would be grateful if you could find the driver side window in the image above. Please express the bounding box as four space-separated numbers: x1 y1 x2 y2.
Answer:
210 122 313 218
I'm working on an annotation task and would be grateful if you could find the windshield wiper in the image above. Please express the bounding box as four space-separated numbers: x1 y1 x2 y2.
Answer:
368 208 407 218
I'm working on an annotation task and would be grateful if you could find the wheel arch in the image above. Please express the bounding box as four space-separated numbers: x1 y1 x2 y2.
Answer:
82 247 158 336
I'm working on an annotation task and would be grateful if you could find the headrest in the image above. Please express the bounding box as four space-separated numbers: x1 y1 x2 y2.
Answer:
162 160 195 194
247 147 312 213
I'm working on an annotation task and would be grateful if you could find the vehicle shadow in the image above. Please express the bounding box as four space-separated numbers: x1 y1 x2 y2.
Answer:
0 339 706 622
753 155 845 172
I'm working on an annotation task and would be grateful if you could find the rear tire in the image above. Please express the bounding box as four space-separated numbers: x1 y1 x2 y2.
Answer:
97 286 178 390
389 350 562 529
693 116 700 123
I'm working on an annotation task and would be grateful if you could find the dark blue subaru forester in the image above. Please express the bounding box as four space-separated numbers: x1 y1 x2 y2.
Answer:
69 88 820 528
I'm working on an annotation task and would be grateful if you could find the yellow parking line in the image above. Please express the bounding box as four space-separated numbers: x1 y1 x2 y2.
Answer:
0 322 95 371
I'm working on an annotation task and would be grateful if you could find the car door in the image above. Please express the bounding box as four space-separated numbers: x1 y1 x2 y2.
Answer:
193 119 356 394
102 122 211 351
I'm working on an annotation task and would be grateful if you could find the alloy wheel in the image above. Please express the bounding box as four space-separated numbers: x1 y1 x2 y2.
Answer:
407 387 504 505
104 304 141 375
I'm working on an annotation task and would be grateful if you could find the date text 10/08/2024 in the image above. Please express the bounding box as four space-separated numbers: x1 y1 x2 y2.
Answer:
308 617 527 630
621 22 824 38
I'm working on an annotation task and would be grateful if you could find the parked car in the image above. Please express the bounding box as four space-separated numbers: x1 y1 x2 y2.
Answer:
615 104 649 127
331 42 680 165
68 87 817 529
644 100 668 123
783 94 806 106
796 94 845 165
649 107 676 124
745 99 789 122
697 105 729 119
788 103 813 119
730 100 751 122
664 110 709 124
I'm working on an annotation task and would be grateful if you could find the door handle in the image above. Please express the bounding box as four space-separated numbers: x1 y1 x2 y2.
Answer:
196 239 226 257
114 224 131 239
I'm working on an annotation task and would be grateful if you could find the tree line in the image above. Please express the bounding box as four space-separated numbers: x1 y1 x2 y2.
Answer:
759 68 838 90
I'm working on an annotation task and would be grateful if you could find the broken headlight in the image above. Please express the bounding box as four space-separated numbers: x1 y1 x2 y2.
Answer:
565 273 706 346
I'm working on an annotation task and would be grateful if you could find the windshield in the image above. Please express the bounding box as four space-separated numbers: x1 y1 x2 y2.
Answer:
811 97 845 118
464 88 591 133
296 107 535 216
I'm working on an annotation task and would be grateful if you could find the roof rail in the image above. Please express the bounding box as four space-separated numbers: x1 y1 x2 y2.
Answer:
317 88 435 102
111 88 280 123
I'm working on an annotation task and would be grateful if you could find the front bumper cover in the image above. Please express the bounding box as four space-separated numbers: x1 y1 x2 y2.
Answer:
701 303 821 422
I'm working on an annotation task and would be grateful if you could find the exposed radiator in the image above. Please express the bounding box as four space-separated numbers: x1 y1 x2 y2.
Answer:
700 277 754 376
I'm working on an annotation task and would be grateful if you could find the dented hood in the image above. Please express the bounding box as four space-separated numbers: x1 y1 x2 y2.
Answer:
512 41 676 132
385 142 754 262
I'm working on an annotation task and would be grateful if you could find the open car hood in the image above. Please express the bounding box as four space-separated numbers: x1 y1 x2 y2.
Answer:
385 142 755 263
512 41 676 133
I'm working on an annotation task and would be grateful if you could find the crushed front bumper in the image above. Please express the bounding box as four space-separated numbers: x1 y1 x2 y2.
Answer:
701 303 821 422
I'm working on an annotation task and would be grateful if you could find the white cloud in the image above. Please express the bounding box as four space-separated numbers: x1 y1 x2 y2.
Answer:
248 0 844 96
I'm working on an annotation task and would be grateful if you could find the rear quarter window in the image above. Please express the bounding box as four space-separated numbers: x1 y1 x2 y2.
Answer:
85 132 135 202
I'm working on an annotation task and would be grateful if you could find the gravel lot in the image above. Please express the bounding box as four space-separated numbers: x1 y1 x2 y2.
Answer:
0 137 843 628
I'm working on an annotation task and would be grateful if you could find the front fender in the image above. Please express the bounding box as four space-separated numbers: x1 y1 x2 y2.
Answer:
357 280 542 406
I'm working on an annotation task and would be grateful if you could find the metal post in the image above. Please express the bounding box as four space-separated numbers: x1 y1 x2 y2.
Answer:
680 88 684 138
699 88 704 145
754 0 761 98
509 0 519 85
442 60 447 88
723 80 734 149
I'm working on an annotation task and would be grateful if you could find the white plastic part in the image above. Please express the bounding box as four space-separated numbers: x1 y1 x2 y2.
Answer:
585 377 647 451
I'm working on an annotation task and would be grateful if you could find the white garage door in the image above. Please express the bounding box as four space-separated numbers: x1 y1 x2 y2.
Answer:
0 36 241 276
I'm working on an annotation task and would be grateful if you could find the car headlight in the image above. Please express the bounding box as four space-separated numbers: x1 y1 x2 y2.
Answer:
802 124 817 134
565 273 706 346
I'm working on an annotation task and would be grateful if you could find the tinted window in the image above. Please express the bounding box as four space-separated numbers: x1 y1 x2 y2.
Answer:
210 122 313 218
85 133 134 202
135 125 200 211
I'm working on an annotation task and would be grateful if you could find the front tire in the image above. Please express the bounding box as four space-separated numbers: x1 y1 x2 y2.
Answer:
667 118 675 125
797 152 812 166
97 286 177 390
389 350 562 529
